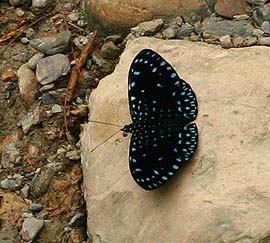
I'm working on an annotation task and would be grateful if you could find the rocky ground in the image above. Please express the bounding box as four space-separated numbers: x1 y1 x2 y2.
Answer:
1 0 270 242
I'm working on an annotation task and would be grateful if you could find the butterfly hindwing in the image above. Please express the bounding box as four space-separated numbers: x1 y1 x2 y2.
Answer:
129 123 198 190
128 49 198 124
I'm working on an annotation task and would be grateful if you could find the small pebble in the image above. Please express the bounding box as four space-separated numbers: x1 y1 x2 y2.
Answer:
32 0 47 8
162 27 176 39
85 59 92 70
258 37 270 45
64 226 73 233
21 37 29 44
22 212 34 218
261 21 270 34
27 52 44 70
1 178 21 190
25 28 36 39
66 150 80 160
233 36 245 47
77 19 87 27
29 203 43 212
51 104 62 114
219 35 233 48
101 42 121 59
68 12 80 22
21 184 30 198
15 7 24 17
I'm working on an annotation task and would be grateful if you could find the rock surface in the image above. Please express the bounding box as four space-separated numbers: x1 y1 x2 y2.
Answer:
215 0 251 18
83 0 212 32
202 17 255 38
81 37 270 243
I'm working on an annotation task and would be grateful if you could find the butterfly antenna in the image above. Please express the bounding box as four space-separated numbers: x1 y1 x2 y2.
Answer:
90 129 122 153
89 120 122 128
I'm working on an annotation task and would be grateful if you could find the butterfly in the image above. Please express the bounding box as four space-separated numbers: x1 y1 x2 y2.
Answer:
121 49 198 190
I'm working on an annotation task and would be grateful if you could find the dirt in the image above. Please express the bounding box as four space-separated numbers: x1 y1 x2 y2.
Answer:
0 1 120 242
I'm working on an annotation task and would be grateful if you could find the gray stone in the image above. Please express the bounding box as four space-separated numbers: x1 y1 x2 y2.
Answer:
175 23 194 38
20 217 44 241
32 0 47 8
51 104 62 114
261 21 270 34
30 163 63 196
258 36 270 45
36 54 70 85
162 27 176 39
1 142 21 168
81 37 270 243
253 28 264 37
101 42 121 59
233 36 245 47
18 106 45 134
253 3 270 26
41 93 57 104
29 31 71 55
68 12 80 22
29 203 43 212
131 19 164 37
18 64 39 105
27 52 44 70
202 17 255 38
66 150 81 160
37 211 49 219
1 178 21 190
25 28 36 39
242 36 257 46
219 35 233 48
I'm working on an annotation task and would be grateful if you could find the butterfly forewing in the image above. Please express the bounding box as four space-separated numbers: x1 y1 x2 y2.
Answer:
126 48 199 190
128 49 198 124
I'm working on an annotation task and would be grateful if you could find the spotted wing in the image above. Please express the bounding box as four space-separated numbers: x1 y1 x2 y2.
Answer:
129 123 198 190
128 49 198 124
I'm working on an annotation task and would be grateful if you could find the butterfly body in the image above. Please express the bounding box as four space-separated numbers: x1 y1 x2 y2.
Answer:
123 49 198 190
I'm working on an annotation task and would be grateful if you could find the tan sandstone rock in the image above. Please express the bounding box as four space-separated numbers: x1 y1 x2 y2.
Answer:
81 38 270 243
83 0 213 32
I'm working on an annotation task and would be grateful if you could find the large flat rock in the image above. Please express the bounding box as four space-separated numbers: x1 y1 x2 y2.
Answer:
80 38 270 243
83 0 212 32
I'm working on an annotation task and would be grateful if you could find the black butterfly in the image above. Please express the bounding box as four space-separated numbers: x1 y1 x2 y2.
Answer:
121 49 198 190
